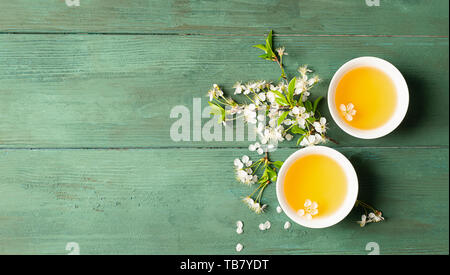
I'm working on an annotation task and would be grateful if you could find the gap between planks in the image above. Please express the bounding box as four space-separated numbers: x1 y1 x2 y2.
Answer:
0 32 447 38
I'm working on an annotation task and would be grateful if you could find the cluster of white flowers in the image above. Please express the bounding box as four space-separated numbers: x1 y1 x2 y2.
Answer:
357 211 385 227
248 142 264 155
296 66 320 102
233 81 267 96
234 156 258 185
207 84 223 101
299 133 324 147
242 196 267 214
340 103 357 121
297 199 319 220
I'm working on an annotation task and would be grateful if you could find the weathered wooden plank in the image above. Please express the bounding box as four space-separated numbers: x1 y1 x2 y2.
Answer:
0 35 448 148
0 147 447 254
0 0 448 36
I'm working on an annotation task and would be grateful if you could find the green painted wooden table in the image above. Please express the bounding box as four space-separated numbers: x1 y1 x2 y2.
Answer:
0 0 448 255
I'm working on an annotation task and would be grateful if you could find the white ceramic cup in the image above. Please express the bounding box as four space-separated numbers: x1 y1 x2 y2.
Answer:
276 146 358 229
328 56 409 139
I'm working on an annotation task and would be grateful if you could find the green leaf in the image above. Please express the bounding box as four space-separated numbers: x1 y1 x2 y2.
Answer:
291 125 306 134
313 96 323 112
277 111 290 126
305 101 313 112
208 102 223 116
270 90 285 100
275 97 289 106
272 161 284 169
253 44 267 51
287 77 296 104
259 169 269 183
265 30 273 51
266 167 277 182
258 54 272 61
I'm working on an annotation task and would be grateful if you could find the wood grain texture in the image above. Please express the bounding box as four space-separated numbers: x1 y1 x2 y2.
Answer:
0 35 448 148
0 148 447 255
0 0 448 36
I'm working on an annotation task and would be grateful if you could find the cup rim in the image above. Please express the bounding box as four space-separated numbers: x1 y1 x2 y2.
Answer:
327 56 409 139
276 146 358 229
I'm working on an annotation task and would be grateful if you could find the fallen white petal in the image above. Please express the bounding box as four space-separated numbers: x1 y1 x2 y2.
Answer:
236 220 243 228
236 227 243 234
264 221 271 230
297 209 305 216
259 223 266 231
284 221 291 230
236 243 243 252
276 206 283 213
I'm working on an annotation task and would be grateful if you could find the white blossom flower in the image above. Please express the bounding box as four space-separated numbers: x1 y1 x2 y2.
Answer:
276 47 287 56
242 197 266 214
340 103 357 121
291 106 308 128
313 117 327 134
300 134 316 147
297 199 319 220
294 79 306 95
233 82 245 95
234 157 257 185
368 211 385 223
207 84 223 101
266 91 276 103
298 65 312 77
357 211 384 227
301 91 310 102
257 124 284 146
254 203 267 214
307 75 320 87
357 214 367 227
243 104 257 124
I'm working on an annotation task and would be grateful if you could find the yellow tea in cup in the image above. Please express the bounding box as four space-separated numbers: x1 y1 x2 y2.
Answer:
283 153 347 218
334 66 397 130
